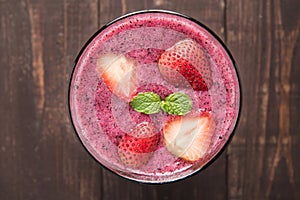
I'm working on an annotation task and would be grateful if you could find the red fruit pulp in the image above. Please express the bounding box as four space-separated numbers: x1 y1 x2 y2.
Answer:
69 11 240 183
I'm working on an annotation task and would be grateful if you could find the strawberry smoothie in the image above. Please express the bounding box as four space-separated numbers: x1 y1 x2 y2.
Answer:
69 10 240 183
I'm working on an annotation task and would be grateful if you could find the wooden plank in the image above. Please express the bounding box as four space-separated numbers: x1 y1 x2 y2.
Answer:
0 0 101 199
148 155 227 200
99 0 150 27
0 1 35 199
98 0 227 200
226 0 300 199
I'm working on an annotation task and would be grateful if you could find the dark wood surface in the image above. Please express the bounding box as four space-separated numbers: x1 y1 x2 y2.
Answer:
0 0 299 199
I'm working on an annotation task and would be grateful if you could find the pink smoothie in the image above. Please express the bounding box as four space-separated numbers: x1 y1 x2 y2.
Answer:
69 11 240 183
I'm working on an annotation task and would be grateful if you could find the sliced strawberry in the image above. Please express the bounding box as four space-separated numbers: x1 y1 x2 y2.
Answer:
118 133 158 154
127 122 159 153
163 112 215 162
118 148 150 168
118 122 159 168
96 53 137 101
158 38 212 91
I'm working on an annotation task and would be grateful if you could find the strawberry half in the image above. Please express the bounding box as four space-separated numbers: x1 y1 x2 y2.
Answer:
163 112 215 162
96 53 137 101
118 122 159 168
158 38 212 91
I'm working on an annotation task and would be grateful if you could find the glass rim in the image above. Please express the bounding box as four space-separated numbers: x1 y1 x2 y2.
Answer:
67 9 242 184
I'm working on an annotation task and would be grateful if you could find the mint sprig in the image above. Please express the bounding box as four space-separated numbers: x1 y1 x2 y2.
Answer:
130 92 192 116
161 93 192 115
130 92 161 114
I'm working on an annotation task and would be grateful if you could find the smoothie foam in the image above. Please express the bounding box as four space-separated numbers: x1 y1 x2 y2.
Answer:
69 11 240 183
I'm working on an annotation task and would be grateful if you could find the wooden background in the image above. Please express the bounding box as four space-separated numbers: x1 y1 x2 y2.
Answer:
0 0 299 199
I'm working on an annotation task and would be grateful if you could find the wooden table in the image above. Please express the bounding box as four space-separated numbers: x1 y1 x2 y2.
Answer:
1 0 299 199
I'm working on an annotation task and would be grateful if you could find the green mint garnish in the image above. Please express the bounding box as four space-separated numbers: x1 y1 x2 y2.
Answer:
130 92 162 114
130 92 192 116
161 92 192 115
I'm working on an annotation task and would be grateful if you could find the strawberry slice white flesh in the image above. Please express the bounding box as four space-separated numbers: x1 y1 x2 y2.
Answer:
96 54 137 101
163 112 215 162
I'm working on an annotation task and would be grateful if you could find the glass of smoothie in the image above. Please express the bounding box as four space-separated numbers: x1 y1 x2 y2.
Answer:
68 10 241 183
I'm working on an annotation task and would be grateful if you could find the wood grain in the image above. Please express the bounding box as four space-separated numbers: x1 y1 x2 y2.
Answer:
226 0 300 199
0 1 36 199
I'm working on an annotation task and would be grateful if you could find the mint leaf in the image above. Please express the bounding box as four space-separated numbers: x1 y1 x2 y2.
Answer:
130 91 192 116
130 92 161 114
161 92 192 115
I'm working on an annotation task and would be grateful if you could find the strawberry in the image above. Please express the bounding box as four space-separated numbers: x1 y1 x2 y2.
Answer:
158 38 212 91
118 148 151 168
96 53 137 101
162 112 215 162
118 122 159 168
126 122 159 153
